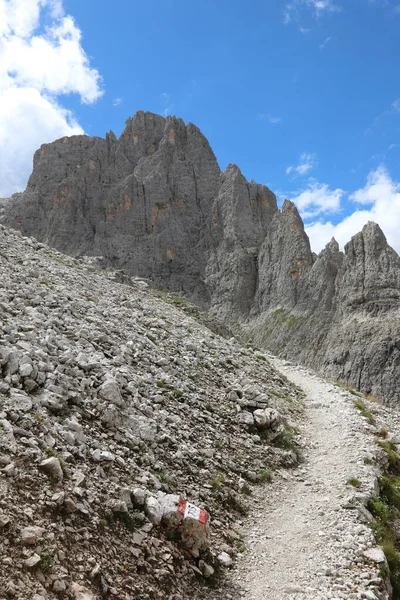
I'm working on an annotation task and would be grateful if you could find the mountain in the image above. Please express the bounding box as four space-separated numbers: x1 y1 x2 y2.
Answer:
1 111 399 403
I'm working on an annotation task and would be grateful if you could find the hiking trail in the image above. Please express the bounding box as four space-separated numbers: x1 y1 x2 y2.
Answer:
232 358 397 600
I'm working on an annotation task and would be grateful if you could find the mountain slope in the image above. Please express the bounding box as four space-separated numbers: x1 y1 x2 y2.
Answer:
0 224 302 600
1 111 399 404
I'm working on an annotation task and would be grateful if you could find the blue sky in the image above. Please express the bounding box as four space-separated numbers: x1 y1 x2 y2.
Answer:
1 0 400 252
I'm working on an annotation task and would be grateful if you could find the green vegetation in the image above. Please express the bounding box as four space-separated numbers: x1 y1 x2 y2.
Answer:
30 412 44 424
376 440 400 470
39 552 52 574
334 382 363 397
353 399 375 425
157 470 177 488
44 447 70 479
152 289 188 307
368 439 400 597
378 426 389 439
346 477 361 488
255 467 273 484
168 388 184 399
116 511 137 531
271 307 305 329
210 475 226 490
364 456 373 465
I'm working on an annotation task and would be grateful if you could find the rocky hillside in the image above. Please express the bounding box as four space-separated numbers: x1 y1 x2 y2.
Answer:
1 111 399 404
0 224 303 600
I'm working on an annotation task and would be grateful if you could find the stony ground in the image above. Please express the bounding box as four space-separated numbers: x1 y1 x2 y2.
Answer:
232 358 400 600
2 223 400 600
0 225 303 600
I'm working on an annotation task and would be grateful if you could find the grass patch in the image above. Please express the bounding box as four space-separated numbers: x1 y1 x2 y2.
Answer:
39 552 52 574
347 477 361 488
271 430 295 451
210 475 226 490
375 440 400 471
168 388 184 400
367 438 400 597
255 468 273 484
157 470 177 488
378 426 389 439
115 511 137 531
30 413 44 424
287 314 306 328
44 447 70 479
353 399 375 425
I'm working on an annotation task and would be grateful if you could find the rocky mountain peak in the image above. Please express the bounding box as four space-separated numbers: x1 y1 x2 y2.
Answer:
1 111 399 404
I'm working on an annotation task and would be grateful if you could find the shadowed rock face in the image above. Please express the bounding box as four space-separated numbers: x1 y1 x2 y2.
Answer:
2 111 400 403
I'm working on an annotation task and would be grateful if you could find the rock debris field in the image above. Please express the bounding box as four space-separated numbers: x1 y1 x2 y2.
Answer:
0 223 399 600
0 225 302 600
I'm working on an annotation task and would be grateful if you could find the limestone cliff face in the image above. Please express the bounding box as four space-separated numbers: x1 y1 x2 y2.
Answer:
2 112 400 403
3 112 221 304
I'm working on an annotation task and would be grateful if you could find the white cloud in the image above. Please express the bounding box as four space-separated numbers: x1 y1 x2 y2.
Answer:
161 92 173 117
268 114 282 124
392 98 400 112
290 179 344 218
0 0 103 198
284 0 340 24
113 97 122 107
320 36 332 48
304 166 400 253
286 152 317 176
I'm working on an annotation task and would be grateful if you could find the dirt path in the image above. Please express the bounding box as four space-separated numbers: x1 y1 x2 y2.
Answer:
232 359 390 600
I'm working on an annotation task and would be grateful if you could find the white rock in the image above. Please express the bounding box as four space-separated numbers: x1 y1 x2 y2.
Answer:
24 553 41 568
144 496 162 524
21 526 45 545
71 582 96 600
363 547 386 563
217 551 233 567
238 411 254 427
98 378 124 407
39 457 63 481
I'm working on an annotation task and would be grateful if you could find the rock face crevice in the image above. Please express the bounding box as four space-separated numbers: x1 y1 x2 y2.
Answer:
2 111 400 403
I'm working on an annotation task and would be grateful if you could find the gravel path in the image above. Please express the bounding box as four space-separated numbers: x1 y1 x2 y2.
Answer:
232 358 391 600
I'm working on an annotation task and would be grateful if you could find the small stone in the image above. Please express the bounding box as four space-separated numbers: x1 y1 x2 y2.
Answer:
144 496 162 524
238 411 254 427
25 553 41 568
0 514 11 527
71 582 96 600
363 547 386 563
217 551 233 567
21 526 45 545
132 487 146 506
98 378 124 407
53 579 67 592
39 457 63 481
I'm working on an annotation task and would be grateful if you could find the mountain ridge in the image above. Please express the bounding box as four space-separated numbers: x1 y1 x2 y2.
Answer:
1 111 399 403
